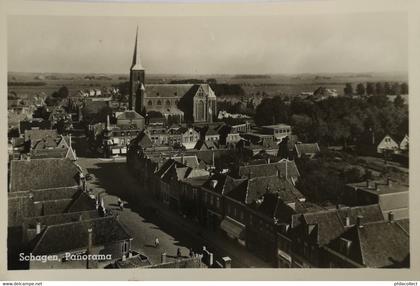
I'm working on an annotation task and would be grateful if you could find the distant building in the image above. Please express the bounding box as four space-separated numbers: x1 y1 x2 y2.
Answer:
260 124 292 142
377 135 399 154
399 134 409 152
128 27 216 123
294 143 321 159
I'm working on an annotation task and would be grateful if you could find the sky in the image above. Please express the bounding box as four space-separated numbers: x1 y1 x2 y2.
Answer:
8 13 408 75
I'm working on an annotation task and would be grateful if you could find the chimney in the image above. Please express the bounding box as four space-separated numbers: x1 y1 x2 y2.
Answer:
388 211 394 222
374 182 379 191
122 254 127 261
345 216 350 227
36 222 41 234
161 252 167 263
69 134 72 148
387 177 392 187
222 256 232 268
356 215 364 228
106 114 111 130
267 157 271 164
366 178 369 187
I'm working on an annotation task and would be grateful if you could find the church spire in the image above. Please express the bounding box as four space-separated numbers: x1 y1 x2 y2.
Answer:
131 26 144 71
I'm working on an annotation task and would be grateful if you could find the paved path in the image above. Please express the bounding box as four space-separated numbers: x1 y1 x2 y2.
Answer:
77 157 271 268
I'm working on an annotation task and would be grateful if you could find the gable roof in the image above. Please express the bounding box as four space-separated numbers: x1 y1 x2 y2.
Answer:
332 220 410 268
10 158 81 193
295 143 321 157
32 216 131 255
226 175 303 205
238 159 300 179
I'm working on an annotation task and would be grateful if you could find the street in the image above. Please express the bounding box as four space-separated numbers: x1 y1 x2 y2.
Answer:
75 140 271 268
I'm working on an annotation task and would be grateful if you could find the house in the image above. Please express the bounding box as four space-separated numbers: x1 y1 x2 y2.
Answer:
324 217 409 268
102 115 144 157
236 159 300 183
294 143 321 159
199 174 245 230
9 158 84 193
343 179 408 220
377 135 399 154
194 140 219 151
154 158 209 210
28 216 132 269
285 204 385 268
222 174 305 253
179 127 200 150
399 134 409 152
260 124 292 142
203 128 220 143
115 110 145 130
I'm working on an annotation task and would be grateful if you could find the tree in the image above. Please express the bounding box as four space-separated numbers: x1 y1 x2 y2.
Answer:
356 83 365 96
375 82 385 96
391 82 401 95
394 95 405 108
384 82 391 95
344 83 353 96
366 82 376 95
401 82 409 95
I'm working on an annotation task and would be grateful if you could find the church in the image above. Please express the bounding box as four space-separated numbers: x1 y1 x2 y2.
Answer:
129 27 217 124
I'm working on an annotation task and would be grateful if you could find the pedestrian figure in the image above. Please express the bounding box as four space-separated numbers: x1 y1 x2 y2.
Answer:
154 237 160 248
177 248 181 258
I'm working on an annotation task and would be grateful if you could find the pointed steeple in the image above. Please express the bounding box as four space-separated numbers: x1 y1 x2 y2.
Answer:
131 26 144 71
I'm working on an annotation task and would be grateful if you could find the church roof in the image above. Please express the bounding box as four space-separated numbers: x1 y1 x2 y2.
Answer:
131 26 144 71
145 84 195 98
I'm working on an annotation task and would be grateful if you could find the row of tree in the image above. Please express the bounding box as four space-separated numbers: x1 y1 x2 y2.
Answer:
254 95 408 149
344 82 408 96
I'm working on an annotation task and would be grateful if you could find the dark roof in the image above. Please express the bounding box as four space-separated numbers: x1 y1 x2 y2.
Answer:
331 220 410 268
10 158 81 193
202 174 245 195
238 159 300 179
67 191 97 212
205 128 220 136
23 210 100 228
145 84 194 98
226 175 304 205
32 216 131 255
132 132 154 149
293 205 386 246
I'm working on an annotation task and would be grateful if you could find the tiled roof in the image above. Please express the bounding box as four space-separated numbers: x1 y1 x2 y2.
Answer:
226 175 303 205
238 159 300 179
32 216 131 255
10 158 81 193
203 174 245 195
331 220 410 268
145 84 195 98
23 210 100 228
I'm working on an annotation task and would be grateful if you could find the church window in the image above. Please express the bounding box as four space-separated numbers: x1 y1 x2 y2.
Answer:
157 100 162 106
175 100 179 106
148 100 152 106
166 100 171 106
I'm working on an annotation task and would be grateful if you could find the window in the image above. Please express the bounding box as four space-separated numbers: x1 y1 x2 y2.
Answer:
210 195 214 205
127 131 131 136
148 100 153 106
227 204 231 214
121 132 125 136
240 211 244 220
204 192 208 203
216 197 220 208
166 100 171 106
157 100 162 105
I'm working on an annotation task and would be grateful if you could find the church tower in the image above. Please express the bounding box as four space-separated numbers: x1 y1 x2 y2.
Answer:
129 26 145 114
